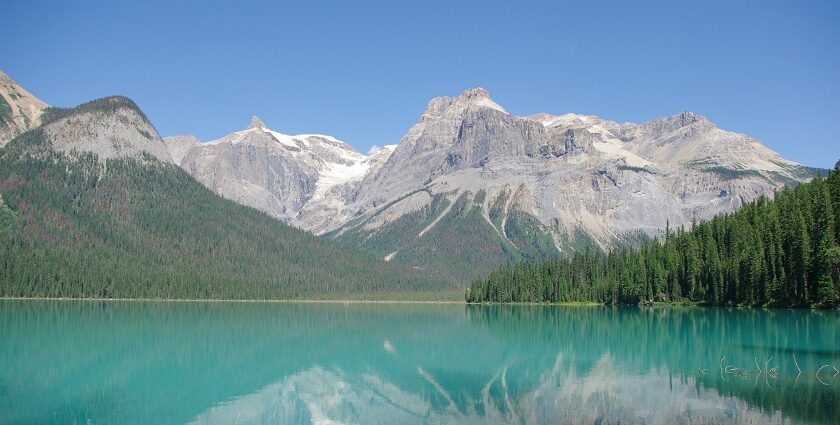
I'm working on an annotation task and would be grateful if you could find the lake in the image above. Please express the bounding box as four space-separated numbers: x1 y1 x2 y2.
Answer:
0 301 838 424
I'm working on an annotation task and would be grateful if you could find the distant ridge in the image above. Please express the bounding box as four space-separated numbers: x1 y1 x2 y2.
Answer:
165 87 822 284
0 71 824 287
0 95 451 299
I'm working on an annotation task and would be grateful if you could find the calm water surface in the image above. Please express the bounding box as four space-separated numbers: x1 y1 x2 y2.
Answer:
0 301 838 424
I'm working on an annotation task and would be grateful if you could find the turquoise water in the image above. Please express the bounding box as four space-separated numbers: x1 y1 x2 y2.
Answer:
1 301 838 424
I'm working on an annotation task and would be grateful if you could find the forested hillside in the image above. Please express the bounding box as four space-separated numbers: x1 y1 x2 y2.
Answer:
467 163 840 308
0 100 451 299
329 189 565 285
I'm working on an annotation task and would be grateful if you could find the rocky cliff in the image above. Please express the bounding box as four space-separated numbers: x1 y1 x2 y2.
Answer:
0 70 48 147
166 117 394 231
167 88 819 284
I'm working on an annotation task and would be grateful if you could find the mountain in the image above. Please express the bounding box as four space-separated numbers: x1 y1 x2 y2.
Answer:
0 96 450 299
0 70 48 147
165 117 397 233
468 162 840 307
169 88 820 284
38 96 173 163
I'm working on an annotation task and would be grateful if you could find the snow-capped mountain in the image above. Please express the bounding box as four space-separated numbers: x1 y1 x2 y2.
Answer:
2 66 817 286
166 117 395 232
166 88 818 284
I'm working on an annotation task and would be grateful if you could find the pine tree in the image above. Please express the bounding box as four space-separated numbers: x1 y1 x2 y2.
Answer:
467 162 840 308
791 207 812 305
703 234 722 305
814 182 838 306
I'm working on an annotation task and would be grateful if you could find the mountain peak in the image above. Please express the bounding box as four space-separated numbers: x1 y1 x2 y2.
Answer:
455 87 506 113
32 96 171 163
247 115 267 130
0 69 17 85
637 110 712 134
421 87 506 121
459 87 491 99
673 110 709 126
0 69 50 147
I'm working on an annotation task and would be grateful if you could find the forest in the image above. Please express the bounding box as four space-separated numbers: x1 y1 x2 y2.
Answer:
331 189 562 285
0 122 450 299
467 162 840 308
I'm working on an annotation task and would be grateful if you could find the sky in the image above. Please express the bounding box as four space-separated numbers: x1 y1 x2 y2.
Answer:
3 0 839 167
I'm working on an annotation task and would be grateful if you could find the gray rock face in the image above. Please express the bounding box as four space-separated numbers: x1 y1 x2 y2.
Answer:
165 88 816 259
166 117 395 228
351 90 812 252
0 73 815 284
41 97 173 163
164 134 200 165
0 70 48 147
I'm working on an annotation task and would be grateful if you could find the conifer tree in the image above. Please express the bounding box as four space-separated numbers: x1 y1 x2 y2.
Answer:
468 162 840 308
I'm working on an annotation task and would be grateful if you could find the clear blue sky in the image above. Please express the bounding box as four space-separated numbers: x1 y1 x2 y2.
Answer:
3 0 839 167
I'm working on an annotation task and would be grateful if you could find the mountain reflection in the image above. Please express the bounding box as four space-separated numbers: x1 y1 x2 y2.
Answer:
1 301 838 425
189 354 795 425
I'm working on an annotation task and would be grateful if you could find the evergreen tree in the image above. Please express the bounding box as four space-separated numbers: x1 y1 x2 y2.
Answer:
814 182 838 306
468 163 840 308
0 128 451 300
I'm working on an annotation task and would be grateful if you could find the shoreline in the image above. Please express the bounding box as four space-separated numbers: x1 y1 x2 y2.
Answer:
5 298 830 309
0 297 467 304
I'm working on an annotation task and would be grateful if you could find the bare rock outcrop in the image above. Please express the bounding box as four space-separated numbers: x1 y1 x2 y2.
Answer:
164 88 817 258
0 69 48 147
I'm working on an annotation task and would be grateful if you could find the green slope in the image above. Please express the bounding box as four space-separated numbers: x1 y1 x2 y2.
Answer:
330 189 565 285
468 161 840 307
0 100 451 299
0 94 11 122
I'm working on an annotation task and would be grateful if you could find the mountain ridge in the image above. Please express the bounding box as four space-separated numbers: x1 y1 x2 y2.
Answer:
165 116 397 230
0 95 452 298
0 69 48 147
1 69 818 287
161 87 818 284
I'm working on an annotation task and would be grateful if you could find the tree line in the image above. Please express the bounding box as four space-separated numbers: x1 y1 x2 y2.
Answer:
0 126 450 299
467 162 840 308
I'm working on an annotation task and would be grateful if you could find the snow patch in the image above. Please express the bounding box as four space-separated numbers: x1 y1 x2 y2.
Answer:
296 134 342 144
368 144 397 156
534 113 591 127
472 97 507 113
311 160 371 201
265 129 299 148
